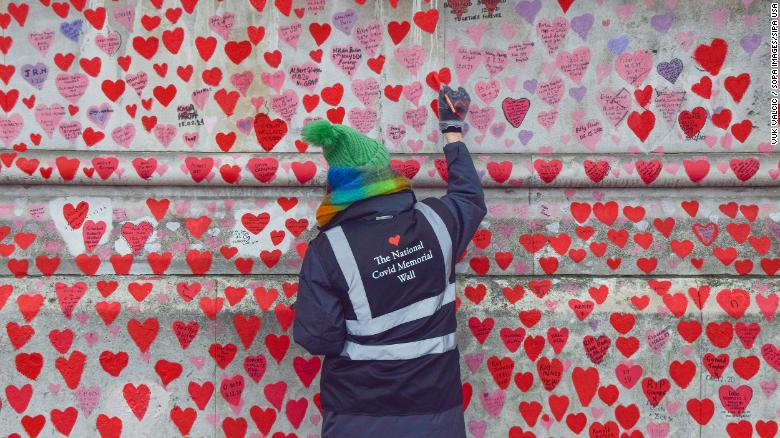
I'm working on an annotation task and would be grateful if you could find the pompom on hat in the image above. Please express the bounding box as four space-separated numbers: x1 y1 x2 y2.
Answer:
301 119 390 168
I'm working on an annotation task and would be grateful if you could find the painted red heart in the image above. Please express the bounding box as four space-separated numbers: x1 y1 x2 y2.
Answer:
694 38 728 75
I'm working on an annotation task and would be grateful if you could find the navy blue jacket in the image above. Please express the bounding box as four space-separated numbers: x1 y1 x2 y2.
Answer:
293 141 486 435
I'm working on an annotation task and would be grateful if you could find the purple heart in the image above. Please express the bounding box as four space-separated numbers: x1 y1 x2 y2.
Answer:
518 130 533 145
607 35 629 56
21 63 48 90
740 34 760 55
767 221 780 241
588 320 599 331
570 13 594 40
236 117 254 134
462 123 470 136
523 79 537 94
656 58 683 84
515 0 541 25
650 13 675 33
490 122 506 137
60 19 83 42
569 86 587 102
86 104 113 128
331 9 358 35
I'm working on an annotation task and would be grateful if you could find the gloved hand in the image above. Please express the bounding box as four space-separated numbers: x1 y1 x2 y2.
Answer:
438 86 470 133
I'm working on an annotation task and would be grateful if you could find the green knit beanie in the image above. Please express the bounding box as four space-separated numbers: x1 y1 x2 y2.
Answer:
301 120 390 168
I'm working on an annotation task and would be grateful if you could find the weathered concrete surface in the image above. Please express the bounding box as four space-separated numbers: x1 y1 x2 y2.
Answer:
0 0 776 437
0 276 777 436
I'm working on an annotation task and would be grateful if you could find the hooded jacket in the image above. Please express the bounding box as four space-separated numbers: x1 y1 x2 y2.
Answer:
293 140 487 437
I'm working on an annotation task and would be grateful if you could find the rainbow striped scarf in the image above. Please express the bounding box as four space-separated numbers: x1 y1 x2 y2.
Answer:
316 165 412 228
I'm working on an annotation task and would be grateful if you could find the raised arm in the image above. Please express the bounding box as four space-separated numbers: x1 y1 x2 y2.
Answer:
436 87 487 258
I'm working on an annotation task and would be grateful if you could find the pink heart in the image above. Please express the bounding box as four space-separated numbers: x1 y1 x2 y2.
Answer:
596 63 612 83
709 8 729 28
497 223 514 238
260 71 285 93
354 20 382 56
513 261 530 274
538 146 554 154
85 332 99 347
407 139 423 153
503 76 517 92
74 311 89 325
394 45 425 76
95 31 121 56
0 114 24 146
465 22 487 46
489 204 507 218
615 50 653 87
28 30 55 55
573 119 602 151
674 31 696 51
55 73 89 103
500 23 517 40
475 79 501 105
464 353 484 373
479 390 505 418
208 12 235 40
250 96 265 111
720 134 733 150
278 22 302 48
402 81 423 106
647 422 670 438
760 380 777 397
454 46 483 84
615 4 635 21
468 420 487 438
556 47 592 84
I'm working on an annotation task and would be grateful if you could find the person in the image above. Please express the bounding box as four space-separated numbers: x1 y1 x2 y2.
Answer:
292 86 486 437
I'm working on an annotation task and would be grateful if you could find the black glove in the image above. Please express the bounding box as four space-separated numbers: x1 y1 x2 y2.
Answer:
438 86 470 133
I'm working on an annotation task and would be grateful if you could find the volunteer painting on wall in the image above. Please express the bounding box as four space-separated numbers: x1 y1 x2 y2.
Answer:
292 86 486 437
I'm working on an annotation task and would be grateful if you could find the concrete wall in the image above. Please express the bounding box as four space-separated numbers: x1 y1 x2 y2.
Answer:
0 0 777 437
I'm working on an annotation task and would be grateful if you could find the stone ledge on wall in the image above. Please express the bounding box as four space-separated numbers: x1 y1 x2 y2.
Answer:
0 150 777 188
0 185 775 278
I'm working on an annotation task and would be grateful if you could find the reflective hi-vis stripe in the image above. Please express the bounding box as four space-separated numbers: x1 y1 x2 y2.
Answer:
342 332 457 361
413 201 453 283
332 201 457 360
346 282 456 336
323 225 371 320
